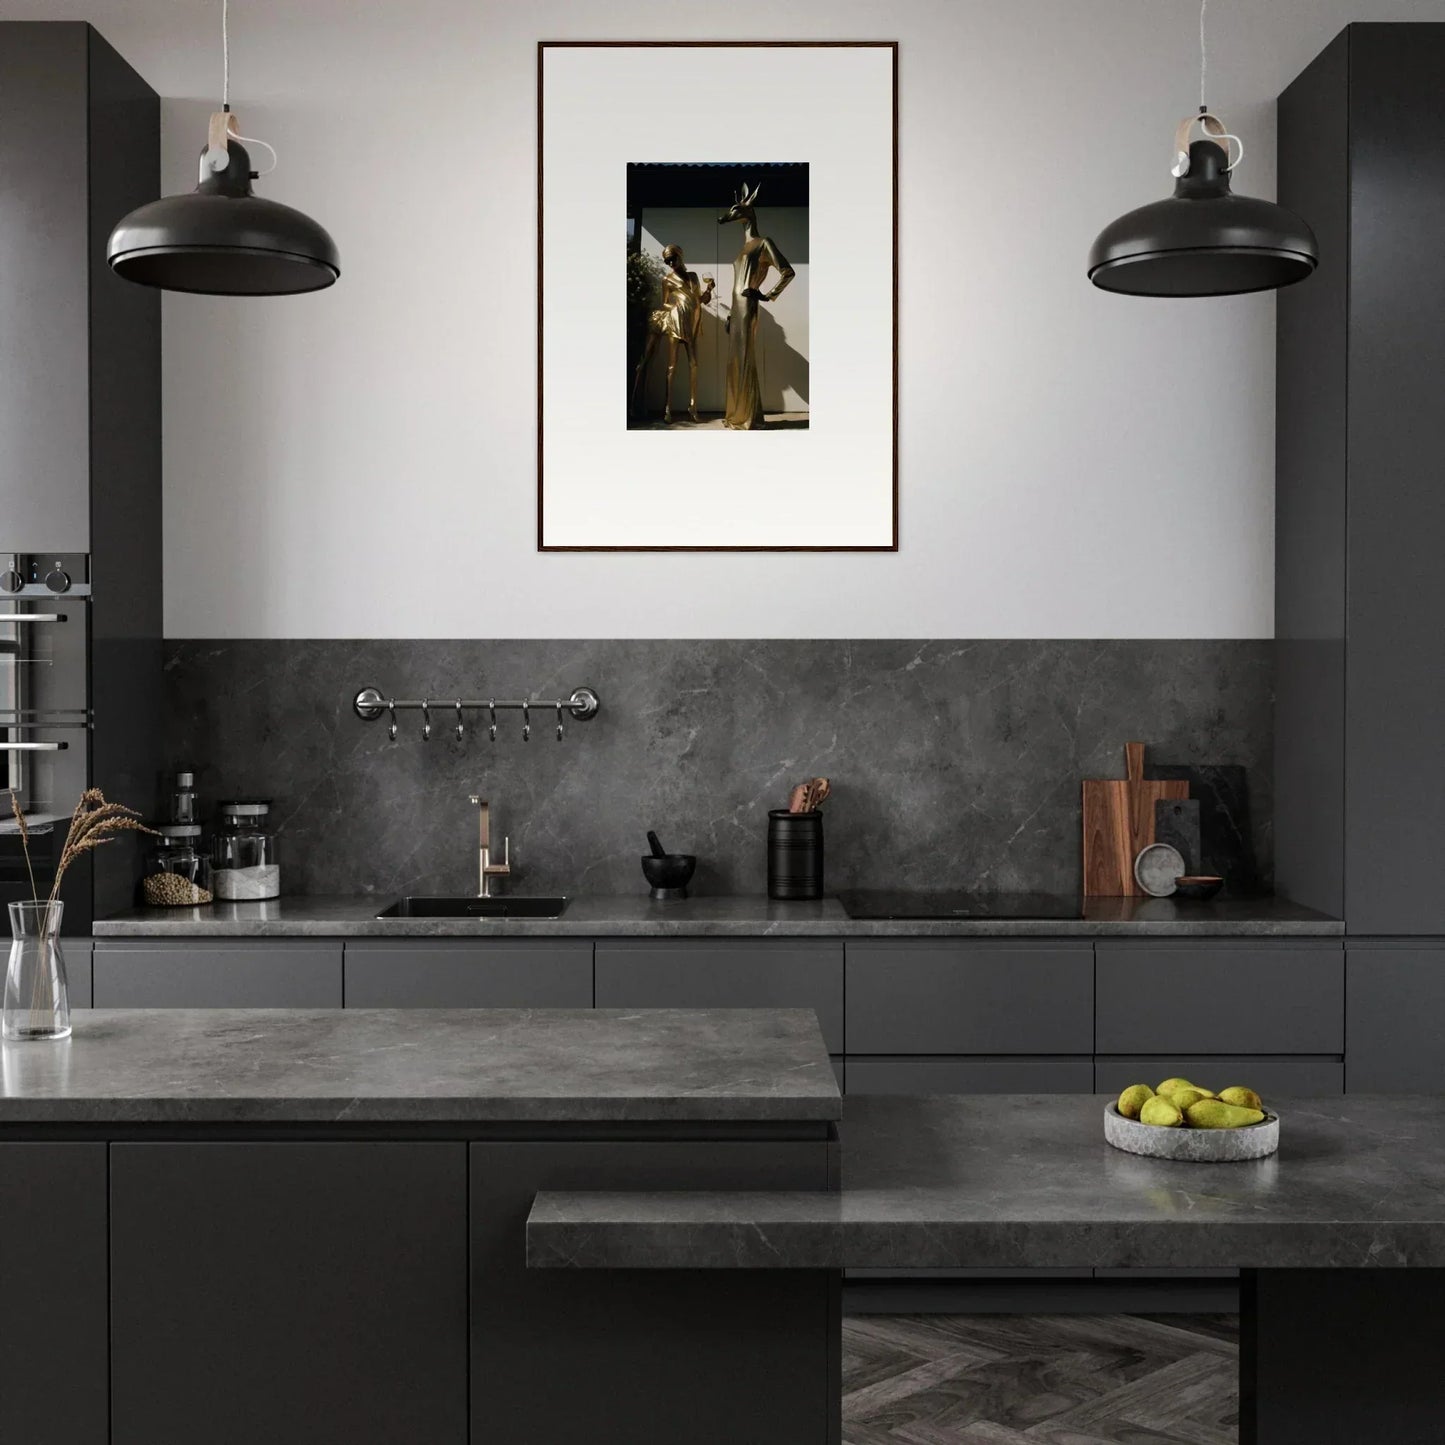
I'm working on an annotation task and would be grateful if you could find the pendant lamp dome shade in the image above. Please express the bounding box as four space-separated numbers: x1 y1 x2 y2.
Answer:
1088 138 1317 297
107 136 339 296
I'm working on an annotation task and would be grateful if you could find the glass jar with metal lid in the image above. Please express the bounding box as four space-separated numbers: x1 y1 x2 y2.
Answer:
211 800 281 901
143 824 214 907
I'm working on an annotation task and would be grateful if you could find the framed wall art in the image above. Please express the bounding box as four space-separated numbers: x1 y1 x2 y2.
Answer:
538 41 898 551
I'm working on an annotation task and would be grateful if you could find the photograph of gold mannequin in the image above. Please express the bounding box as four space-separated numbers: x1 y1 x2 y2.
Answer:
630 244 715 424
718 181 795 430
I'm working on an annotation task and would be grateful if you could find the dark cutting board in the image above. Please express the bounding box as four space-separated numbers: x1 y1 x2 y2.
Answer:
1154 798 1202 875
1146 763 1260 894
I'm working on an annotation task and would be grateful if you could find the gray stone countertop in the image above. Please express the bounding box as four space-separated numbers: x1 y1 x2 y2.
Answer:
528 1093 1445 1270
91 893 1343 938
0 1008 840 1125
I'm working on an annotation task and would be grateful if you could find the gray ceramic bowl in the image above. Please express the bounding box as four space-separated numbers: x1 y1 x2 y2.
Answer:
1104 1103 1279 1162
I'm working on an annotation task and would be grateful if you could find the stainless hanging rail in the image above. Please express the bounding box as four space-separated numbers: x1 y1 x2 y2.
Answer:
352 686 600 742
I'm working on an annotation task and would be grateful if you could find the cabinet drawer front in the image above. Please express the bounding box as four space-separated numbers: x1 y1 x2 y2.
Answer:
1096 943 1343 1054
845 1057 1095 1095
594 941 843 1053
1094 1055 1344 1096
1347 947 1445 1092
93 942 343 1008
344 941 592 1009
845 942 1093 1055
111 1143 467 1445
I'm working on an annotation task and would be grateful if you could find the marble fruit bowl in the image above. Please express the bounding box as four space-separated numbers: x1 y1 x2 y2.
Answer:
1104 1103 1280 1162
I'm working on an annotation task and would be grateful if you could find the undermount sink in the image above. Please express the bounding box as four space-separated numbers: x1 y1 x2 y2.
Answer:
375 896 569 919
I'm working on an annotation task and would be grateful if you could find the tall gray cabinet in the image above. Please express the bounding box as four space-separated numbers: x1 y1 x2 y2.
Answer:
1276 23 1445 1088
0 23 162 926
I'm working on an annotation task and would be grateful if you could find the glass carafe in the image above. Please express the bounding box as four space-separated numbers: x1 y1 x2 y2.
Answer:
3 901 71 1042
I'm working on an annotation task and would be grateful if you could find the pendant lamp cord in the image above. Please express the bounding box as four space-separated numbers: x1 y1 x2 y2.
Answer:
1199 0 1207 110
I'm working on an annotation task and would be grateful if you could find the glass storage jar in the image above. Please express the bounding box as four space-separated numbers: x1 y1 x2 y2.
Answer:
143 824 214 907
212 800 281 901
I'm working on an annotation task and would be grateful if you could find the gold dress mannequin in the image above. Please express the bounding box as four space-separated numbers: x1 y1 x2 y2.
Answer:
630 244 714 424
718 181 795 430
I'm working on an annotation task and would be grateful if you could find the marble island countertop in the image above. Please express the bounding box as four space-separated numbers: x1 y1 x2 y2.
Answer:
0 1007 840 1125
92 893 1342 938
528 1093 1445 1271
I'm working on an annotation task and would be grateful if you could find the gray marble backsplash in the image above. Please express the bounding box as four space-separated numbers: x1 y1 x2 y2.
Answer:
161 641 1273 900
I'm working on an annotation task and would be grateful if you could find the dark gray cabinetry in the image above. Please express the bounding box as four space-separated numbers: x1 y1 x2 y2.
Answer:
0 23 91 548
110 1143 468 1445
595 940 844 1053
1277 25 1445 934
0 22 157 550
847 1057 1094 1094
470 1140 834 1445
0 23 161 929
344 938 592 1007
1346 945 1445 1092
0 1144 108 1445
846 941 1093 1054
93 940 343 1007
65 938 92 1007
1095 942 1343 1055
1094 1056 1344 1096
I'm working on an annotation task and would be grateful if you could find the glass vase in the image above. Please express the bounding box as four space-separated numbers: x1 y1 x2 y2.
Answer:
3 901 71 1042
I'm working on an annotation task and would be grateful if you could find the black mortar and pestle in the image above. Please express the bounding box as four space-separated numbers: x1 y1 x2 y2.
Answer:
642 830 696 901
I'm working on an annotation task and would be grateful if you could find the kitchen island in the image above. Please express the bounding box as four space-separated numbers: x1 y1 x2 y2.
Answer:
0 1007 841 1445
533 1093 1445 1445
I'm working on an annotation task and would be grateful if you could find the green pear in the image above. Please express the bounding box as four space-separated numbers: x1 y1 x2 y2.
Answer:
1163 1086 1210 1111
1185 1099 1266 1129
1117 1084 1154 1119
1140 1096 1185 1127
1218 1086 1264 1111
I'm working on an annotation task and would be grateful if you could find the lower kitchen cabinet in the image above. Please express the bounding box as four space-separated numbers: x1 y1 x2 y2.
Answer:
93 940 343 1007
846 941 1093 1055
1094 1056 1344 1095
1095 941 1343 1055
66 938 92 1007
845 1057 1094 1094
595 940 844 1053
470 1139 833 1444
1346 943 1445 1091
109 1142 468 1445
344 939 592 1008
0 1144 108 1445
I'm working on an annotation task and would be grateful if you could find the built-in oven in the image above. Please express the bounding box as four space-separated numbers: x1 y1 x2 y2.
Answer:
0 554 92 929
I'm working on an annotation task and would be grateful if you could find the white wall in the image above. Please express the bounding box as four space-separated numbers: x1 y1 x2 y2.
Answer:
4 0 1444 639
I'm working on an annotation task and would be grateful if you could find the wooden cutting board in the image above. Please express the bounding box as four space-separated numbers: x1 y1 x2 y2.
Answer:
1082 742 1189 896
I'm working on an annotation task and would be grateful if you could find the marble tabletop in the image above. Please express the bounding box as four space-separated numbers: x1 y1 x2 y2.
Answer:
528 1093 1445 1270
0 1007 840 1125
91 893 1343 938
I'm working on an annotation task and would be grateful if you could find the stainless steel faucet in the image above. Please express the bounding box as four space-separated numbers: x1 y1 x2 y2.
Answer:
467 796 511 897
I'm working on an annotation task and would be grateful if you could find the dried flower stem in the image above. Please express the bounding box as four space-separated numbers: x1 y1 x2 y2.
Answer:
9 793 39 905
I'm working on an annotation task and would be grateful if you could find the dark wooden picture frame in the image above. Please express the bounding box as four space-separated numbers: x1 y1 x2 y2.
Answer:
537 40 899 552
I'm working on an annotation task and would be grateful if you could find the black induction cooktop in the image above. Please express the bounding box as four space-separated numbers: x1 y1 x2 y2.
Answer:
836 890 1084 921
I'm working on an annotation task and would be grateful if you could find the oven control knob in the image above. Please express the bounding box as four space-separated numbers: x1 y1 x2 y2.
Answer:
44 568 71 595
0 570 22 594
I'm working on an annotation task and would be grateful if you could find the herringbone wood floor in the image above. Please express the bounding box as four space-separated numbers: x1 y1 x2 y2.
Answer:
842 1314 1239 1445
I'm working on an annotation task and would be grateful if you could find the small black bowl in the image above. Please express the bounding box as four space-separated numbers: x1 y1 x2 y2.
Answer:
642 854 696 900
1173 875 1224 901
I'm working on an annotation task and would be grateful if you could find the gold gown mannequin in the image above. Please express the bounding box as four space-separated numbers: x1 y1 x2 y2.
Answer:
718 181 795 430
630 244 714 424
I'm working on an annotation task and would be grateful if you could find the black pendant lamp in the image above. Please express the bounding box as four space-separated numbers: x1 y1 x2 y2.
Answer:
1088 0 1316 298
107 0 338 296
